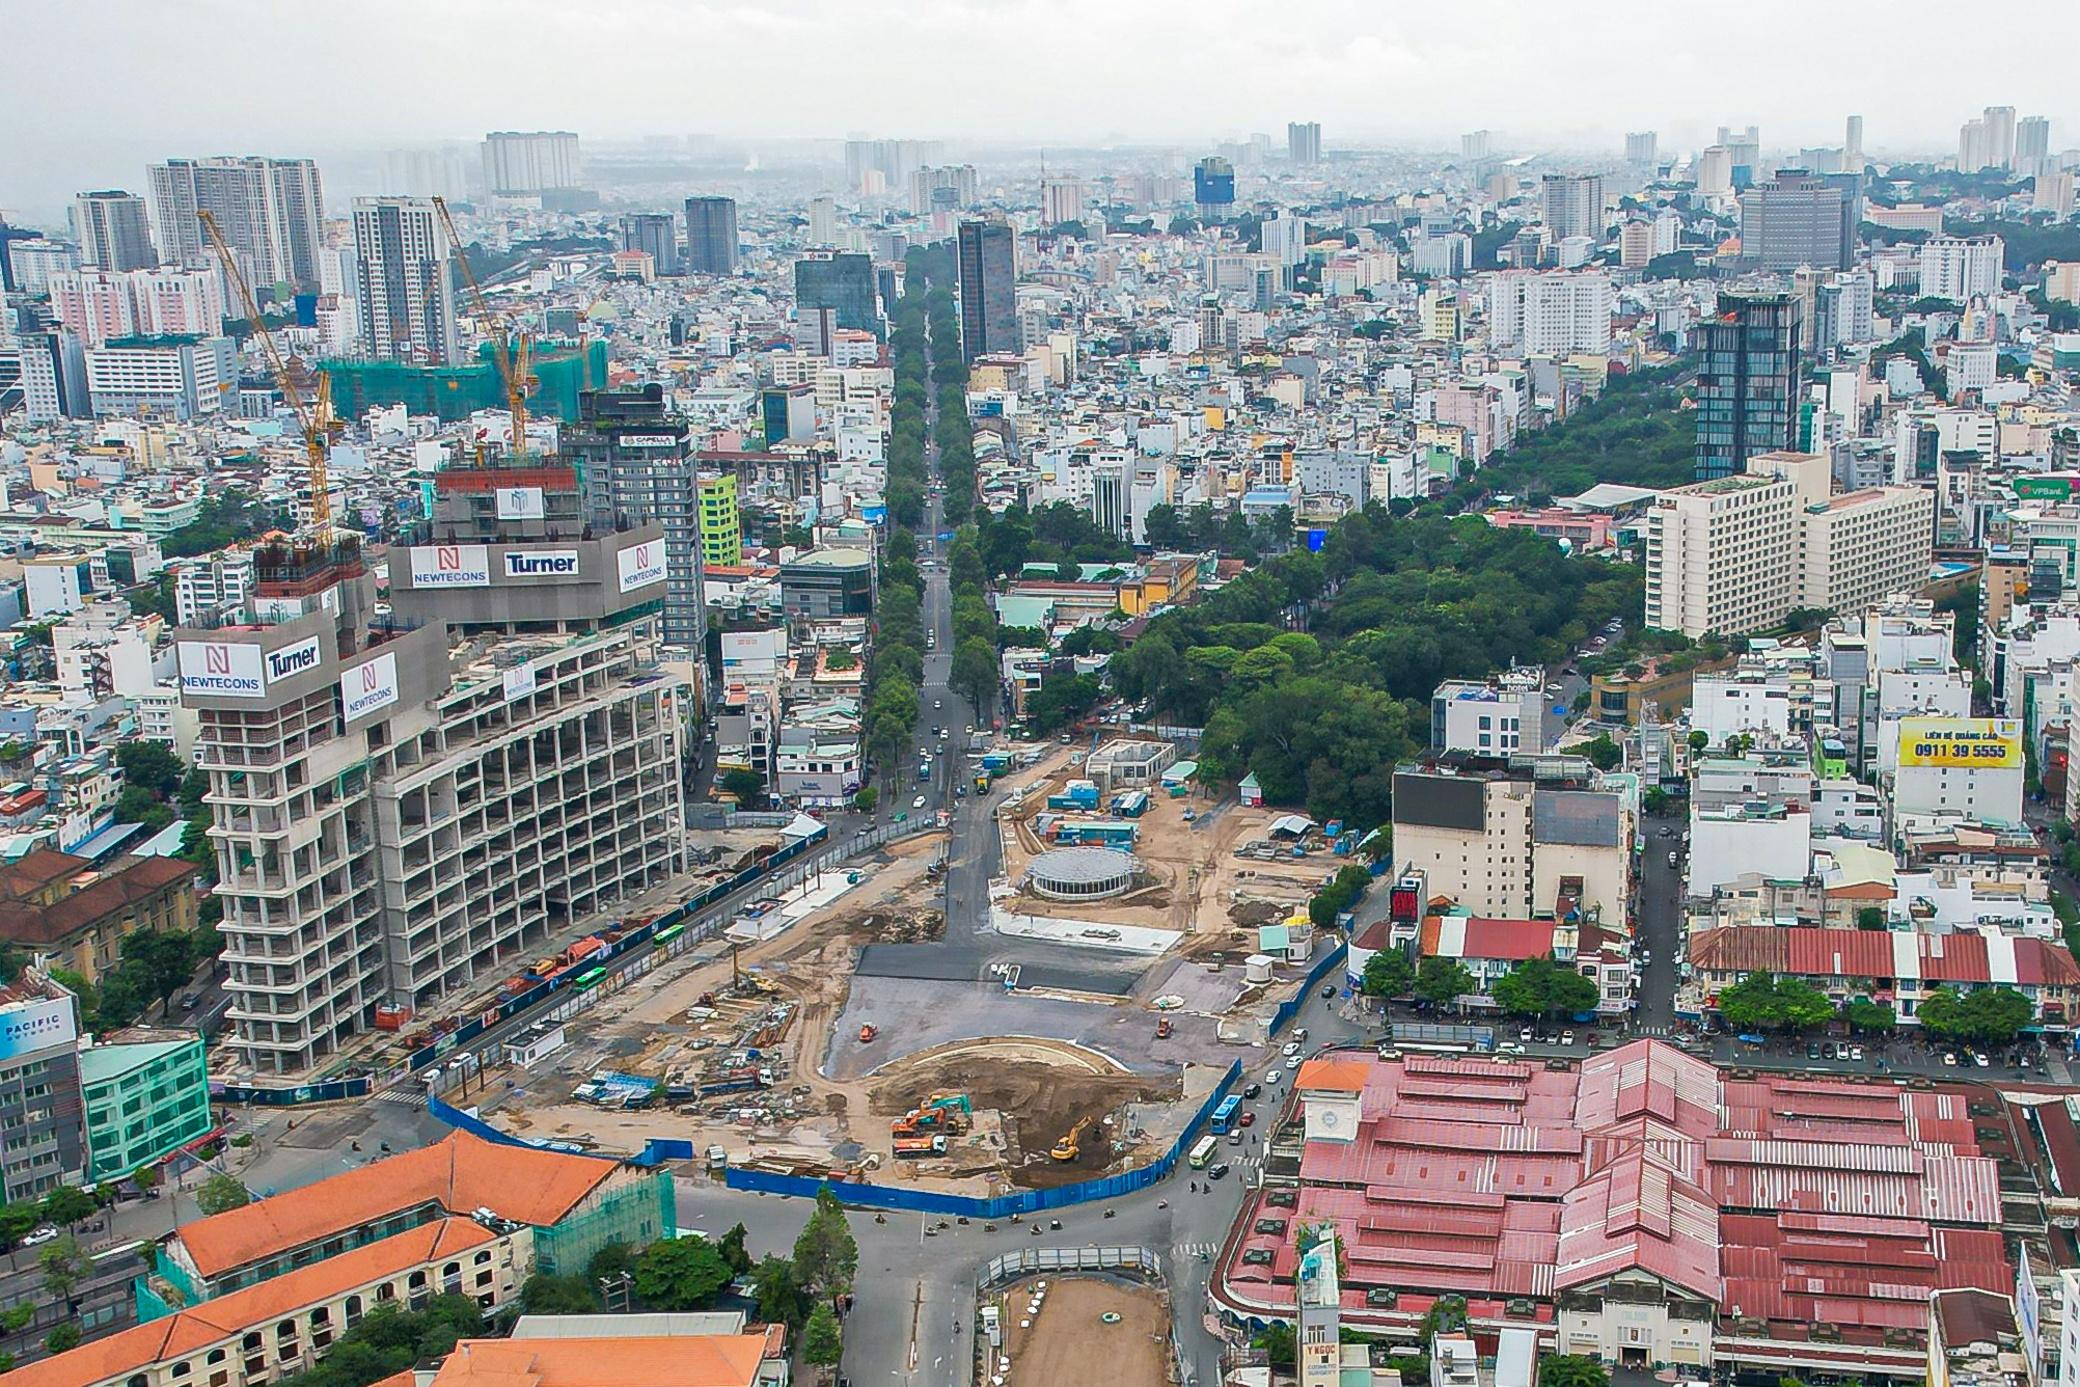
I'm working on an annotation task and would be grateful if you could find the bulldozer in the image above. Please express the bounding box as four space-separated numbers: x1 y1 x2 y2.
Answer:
1050 1116 1093 1162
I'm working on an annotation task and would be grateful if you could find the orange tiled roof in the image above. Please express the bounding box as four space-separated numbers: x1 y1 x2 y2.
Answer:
1294 1058 1368 1092
427 1336 768 1387
174 1131 616 1278
9 1219 495 1387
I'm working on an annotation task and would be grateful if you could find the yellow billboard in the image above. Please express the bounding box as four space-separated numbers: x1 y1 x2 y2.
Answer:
1897 717 2022 770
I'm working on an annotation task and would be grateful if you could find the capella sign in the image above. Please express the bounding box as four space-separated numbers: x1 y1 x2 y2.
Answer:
503 549 581 579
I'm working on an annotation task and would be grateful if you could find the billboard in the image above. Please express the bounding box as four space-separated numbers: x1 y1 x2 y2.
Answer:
502 665 538 702
0 996 77 1061
177 640 266 698
340 651 400 722
409 544 491 588
1391 771 1486 831
263 636 325 686
1897 717 2022 770
617 539 667 592
494 486 546 520
616 434 680 448
503 549 580 579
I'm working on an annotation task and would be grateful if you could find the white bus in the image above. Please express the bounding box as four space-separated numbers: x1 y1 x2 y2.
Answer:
1187 1135 1218 1169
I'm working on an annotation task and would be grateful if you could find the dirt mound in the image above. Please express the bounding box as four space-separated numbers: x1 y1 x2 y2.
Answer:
867 1050 1177 1189
854 908 944 943
1228 899 1285 927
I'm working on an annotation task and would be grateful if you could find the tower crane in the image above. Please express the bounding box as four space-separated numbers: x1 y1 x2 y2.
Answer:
200 209 335 529
431 196 536 463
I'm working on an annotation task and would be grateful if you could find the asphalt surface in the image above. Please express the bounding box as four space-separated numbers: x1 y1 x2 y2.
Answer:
1632 812 1685 1032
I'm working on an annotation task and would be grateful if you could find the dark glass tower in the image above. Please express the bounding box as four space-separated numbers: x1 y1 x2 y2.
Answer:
955 219 1018 363
683 196 738 276
1694 290 1802 481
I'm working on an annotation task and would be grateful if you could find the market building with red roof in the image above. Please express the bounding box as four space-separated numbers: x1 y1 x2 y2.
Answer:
1214 1039 2017 1380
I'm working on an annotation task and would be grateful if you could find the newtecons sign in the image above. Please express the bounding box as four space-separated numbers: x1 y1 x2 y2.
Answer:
409 544 491 588
617 539 666 592
339 651 400 723
1897 716 2023 770
177 640 266 698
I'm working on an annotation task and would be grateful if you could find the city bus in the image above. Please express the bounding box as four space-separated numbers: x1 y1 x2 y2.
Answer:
574 967 608 990
652 922 684 946
1187 1135 1218 1169
1210 1095 1242 1134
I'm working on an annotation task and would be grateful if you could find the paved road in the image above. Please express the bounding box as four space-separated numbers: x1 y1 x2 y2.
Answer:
1632 812 1684 1031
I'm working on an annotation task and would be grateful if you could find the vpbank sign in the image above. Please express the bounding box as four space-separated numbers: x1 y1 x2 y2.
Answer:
177 641 266 698
503 549 581 579
265 636 325 685
409 544 491 588
340 651 400 721
617 540 667 592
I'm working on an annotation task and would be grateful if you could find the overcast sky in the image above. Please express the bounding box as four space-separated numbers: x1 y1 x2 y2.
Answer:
4 0 2074 216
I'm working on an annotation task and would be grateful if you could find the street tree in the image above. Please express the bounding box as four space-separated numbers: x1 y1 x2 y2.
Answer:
1360 949 1414 1000
1918 986 2032 1044
194 1174 252 1215
803 1301 844 1376
791 1187 859 1308
950 637 998 717
1716 973 1833 1032
1844 998 1896 1032
751 1254 809 1327
1539 1356 1611 1387
1489 956 1600 1019
633 1235 733 1310
1413 957 1476 1010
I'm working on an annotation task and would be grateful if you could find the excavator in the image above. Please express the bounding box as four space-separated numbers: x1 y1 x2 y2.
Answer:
1050 1116 1093 1162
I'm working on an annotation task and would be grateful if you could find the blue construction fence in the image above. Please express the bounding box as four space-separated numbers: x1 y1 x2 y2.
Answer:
1267 942 1348 1038
213 1076 372 1105
718 1058 1246 1218
403 824 830 1074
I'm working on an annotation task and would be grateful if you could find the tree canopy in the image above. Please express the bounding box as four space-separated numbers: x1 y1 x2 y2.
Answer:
1918 986 2032 1044
1489 956 1600 1018
1716 973 1834 1031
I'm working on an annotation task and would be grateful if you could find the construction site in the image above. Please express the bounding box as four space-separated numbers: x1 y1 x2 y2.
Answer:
984 1275 1175 1387
459 735 1353 1196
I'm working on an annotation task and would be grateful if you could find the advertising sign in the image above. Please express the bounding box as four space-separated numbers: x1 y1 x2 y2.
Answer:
494 486 546 520
502 665 538 702
409 544 491 588
1897 716 2022 770
616 434 680 448
0 996 77 1061
617 540 667 592
502 549 580 579
264 636 325 686
177 640 266 698
340 651 400 722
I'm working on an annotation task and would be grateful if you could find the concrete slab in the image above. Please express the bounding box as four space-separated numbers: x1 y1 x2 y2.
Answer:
990 908 1180 955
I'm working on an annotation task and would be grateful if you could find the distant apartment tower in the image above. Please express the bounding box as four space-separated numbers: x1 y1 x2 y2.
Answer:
1920 235 2005 302
1738 168 1852 271
844 139 939 194
564 384 708 651
1717 125 1761 184
1694 290 1802 481
350 197 459 365
2017 116 2051 175
481 131 583 194
70 191 156 271
1193 157 1236 218
1845 115 1864 166
1487 270 1615 355
956 218 1019 363
1539 174 1604 242
1982 106 2017 169
1625 132 1658 164
1040 176 1083 228
795 252 878 336
147 156 324 289
683 196 738 275
908 165 978 215
619 213 681 276
1288 121 1322 165
1461 131 1492 161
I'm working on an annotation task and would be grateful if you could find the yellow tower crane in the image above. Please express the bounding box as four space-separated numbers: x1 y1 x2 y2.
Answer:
431 196 536 463
200 209 335 529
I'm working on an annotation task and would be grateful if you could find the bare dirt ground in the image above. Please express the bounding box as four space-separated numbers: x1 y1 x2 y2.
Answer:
863 1037 1177 1188
996 1277 1173 1387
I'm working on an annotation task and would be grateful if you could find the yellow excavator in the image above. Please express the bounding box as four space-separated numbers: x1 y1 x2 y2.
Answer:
1050 1116 1093 1162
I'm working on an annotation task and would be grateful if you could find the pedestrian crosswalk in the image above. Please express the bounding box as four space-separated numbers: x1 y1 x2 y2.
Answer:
1175 1241 1219 1258
369 1086 422 1107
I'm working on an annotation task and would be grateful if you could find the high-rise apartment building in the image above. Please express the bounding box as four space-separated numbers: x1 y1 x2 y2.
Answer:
1461 131 1492 161
49 266 227 348
683 196 738 276
1193 157 1236 218
147 156 324 289
908 165 978 215
1920 235 2005 303
350 197 459 365
956 218 1019 363
564 383 709 652
480 131 583 194
1694 290 1801 481
1040 176 1083 228
2017 117 2052 175
696 472 742 567
1982 106 2017 170
1717 125 1761 183
1646 451 1931 637
1539 174 1604 242
1486 271 1614 355
1845 115 1864 166
187 496 685 1075
70 191 156 271
795 252 878 337
619 213 680 276
1697 146 1734 197
1625 132 1658 164
808 194 837 245
1288 121 1322 165
1738 168 1852 270
843 139 939 193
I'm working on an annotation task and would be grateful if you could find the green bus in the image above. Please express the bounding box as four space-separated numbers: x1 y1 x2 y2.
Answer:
574 967 608 989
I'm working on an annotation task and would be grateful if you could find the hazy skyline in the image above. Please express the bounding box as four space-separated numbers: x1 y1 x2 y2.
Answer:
5 0 2075 219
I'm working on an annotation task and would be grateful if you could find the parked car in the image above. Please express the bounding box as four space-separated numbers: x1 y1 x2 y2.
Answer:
1560 1030 1576 1045
1281 1041 1301 1057
911 795 927 809
22 1225 60 1247
1242 1083 1262 1099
